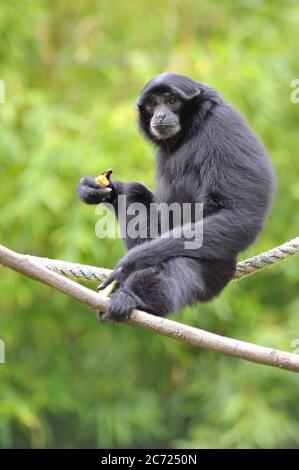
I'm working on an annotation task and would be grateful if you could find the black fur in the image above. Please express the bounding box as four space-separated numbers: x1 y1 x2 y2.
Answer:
78 73 276 321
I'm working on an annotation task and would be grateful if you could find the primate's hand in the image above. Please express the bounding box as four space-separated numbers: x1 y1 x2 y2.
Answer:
77 176 114 204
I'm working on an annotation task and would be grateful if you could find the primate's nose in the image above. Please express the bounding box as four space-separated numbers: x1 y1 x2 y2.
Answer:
156 112 166 123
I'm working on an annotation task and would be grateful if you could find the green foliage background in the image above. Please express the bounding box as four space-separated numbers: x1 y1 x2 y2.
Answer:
0 0 299 449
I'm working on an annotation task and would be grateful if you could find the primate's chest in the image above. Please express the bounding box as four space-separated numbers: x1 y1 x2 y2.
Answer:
156 166 203 205
156 175 204 229
156 146 223 206
158 180 196 205
156 150 206 204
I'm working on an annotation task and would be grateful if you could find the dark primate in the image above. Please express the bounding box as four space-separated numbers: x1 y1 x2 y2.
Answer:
78 73 275 321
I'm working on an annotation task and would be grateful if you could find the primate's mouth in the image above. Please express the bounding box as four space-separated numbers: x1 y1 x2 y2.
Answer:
151 123 180 140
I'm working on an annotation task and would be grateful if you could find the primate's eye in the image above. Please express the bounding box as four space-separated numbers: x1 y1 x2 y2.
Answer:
165 94 179 108
145 95 157 108
168 95 177 105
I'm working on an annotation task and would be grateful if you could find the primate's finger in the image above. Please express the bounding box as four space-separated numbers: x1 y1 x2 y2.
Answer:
98 187 112 199
97 275 116 291
79 176 101 188
78 185 112 204
100 280 118 297
96 311 109 323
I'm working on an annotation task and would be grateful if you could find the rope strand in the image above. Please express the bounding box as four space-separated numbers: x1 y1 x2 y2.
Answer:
24 237 299 283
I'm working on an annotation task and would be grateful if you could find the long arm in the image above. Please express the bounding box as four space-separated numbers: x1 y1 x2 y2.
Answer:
99 190 269 321
100 205 257 290
104 160 274 284
109 179 155 250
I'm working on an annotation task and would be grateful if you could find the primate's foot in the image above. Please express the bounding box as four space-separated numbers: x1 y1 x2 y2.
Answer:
99 289 137 323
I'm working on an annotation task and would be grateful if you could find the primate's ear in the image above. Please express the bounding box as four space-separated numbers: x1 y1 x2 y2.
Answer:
173 86 201 101
136 95 142 108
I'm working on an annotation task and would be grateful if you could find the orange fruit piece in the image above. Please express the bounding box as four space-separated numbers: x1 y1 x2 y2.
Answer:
95 168 112 188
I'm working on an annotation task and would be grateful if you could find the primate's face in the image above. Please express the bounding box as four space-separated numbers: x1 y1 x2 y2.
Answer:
141 90 182 140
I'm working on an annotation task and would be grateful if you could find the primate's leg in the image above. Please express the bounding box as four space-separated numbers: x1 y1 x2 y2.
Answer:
102 257 236 321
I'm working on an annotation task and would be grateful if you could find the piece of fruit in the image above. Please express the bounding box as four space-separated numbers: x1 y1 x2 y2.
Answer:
95 168 113 188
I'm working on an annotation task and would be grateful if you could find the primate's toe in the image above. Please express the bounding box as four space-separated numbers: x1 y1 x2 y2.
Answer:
97 267 127 293
98 279 119 297
96 311 107 323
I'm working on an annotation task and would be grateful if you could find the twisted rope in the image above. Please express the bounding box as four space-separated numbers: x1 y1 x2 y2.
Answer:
24 256 111 282
25 237 299 283
1 238 299 371
234 236 299 279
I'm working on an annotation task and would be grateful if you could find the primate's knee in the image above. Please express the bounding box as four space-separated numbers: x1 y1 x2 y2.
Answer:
123 258 206 316
198 258 236 301
124 257 236 316
124 267 176 316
